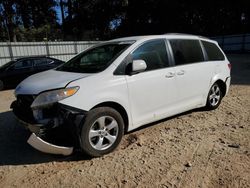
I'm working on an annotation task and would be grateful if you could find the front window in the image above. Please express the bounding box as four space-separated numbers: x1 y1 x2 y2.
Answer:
132 39 169 71
14 59 33 69
57 41 134 73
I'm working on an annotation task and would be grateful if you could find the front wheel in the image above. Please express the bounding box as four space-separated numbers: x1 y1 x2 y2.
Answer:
206 83 222 110
80 107 124 157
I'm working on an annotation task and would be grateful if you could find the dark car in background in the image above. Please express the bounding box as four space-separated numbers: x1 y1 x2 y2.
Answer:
0 56 64 90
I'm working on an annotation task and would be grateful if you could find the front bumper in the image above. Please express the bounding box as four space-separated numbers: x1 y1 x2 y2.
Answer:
28 133 73 156
11 100 86 156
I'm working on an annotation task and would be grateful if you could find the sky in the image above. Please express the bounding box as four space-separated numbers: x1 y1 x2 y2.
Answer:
54 5 121 30
54 5 63 24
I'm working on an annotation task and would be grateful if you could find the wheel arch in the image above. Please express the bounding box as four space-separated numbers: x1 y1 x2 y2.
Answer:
91 101 130 133
213 79 227 97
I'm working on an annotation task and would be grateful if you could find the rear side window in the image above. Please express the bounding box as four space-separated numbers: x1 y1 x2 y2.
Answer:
170 40 204 65
34 58 51 67
132 39 169 71
202 41 225 61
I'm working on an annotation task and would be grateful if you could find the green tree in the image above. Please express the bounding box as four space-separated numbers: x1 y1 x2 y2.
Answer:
0 0 17 41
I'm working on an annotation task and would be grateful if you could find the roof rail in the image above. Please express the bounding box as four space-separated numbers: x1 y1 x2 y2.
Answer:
164 33 194 36
164 33 210 40
198 35 210 40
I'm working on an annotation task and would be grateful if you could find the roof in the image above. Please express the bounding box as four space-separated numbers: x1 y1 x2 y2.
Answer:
110 33 212 42
15 56 48 61
13 56 63 61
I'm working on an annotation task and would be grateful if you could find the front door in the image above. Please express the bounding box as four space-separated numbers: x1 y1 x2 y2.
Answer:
125 39 178 128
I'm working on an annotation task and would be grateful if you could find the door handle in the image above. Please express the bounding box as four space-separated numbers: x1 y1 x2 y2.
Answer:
177 70 185 76
165 72 175 78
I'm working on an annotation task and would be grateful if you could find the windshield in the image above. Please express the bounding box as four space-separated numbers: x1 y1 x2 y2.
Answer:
56 41 134 73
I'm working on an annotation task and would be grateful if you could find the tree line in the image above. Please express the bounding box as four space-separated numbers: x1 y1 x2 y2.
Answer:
0 0 249 41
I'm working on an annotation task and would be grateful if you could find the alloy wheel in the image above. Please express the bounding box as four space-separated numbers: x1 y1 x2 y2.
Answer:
208 84 221 106
88 116 119 151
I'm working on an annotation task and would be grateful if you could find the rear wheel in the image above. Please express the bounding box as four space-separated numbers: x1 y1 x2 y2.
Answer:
206 83 222 110
80 107 124 157
0 80 4 91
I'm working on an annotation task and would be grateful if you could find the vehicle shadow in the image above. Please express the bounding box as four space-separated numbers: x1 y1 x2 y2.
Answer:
129 108 202 134
0 111 90 166
0 109 198 166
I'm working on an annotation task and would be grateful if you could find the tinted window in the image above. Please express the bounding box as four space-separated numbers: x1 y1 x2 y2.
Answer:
170 40 204 65
34 58 51 67
202 41 225 61
132 40 169 71
14 60 33 69
57 42 133 73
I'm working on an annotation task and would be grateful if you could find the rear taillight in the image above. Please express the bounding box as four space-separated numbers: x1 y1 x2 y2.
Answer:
228 63 231 70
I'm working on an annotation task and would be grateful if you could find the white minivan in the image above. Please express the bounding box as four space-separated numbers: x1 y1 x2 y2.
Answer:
11 34 231 157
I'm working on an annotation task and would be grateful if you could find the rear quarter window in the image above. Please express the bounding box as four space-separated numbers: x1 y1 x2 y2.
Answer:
202 41 225 61
170 39 204 66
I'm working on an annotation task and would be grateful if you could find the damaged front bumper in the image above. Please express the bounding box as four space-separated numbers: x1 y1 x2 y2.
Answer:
27 133 73 156
11 97 86 156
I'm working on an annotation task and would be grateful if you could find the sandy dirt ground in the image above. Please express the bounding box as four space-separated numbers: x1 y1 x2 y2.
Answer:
0 54 249 188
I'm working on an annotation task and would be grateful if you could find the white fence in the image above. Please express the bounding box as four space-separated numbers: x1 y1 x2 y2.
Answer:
211 33 250 53
0 41 100 66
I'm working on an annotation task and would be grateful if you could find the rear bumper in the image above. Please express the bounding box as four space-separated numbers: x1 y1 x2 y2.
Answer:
11 101 86 156
225 76 231 95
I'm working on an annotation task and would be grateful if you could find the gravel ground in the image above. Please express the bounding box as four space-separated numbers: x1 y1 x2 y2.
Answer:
0 54 249 188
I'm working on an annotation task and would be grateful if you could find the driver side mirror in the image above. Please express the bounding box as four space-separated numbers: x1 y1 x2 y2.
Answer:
131 59 147 73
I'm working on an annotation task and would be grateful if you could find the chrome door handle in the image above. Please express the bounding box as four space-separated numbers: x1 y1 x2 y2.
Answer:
165 72 175 78
177 70 185 75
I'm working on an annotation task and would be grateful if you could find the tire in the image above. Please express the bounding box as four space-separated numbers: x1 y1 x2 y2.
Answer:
0 80 4 91
206 83 222 110
80 107 124 157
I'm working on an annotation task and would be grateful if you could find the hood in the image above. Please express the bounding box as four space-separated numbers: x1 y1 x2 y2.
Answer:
15 70 92 95
0 65 7 73
0 67 4 73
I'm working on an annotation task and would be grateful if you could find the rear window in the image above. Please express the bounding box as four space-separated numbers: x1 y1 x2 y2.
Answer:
202 41 225 61
170 40 204 65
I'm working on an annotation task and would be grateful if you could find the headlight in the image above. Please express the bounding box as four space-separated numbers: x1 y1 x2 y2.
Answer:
31 87 79 109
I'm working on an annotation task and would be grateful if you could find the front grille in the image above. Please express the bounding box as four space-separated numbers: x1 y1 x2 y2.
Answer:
13 95 36 123
16 95 35 107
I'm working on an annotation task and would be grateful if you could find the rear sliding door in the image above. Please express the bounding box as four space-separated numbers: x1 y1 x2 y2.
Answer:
169 39 214 110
